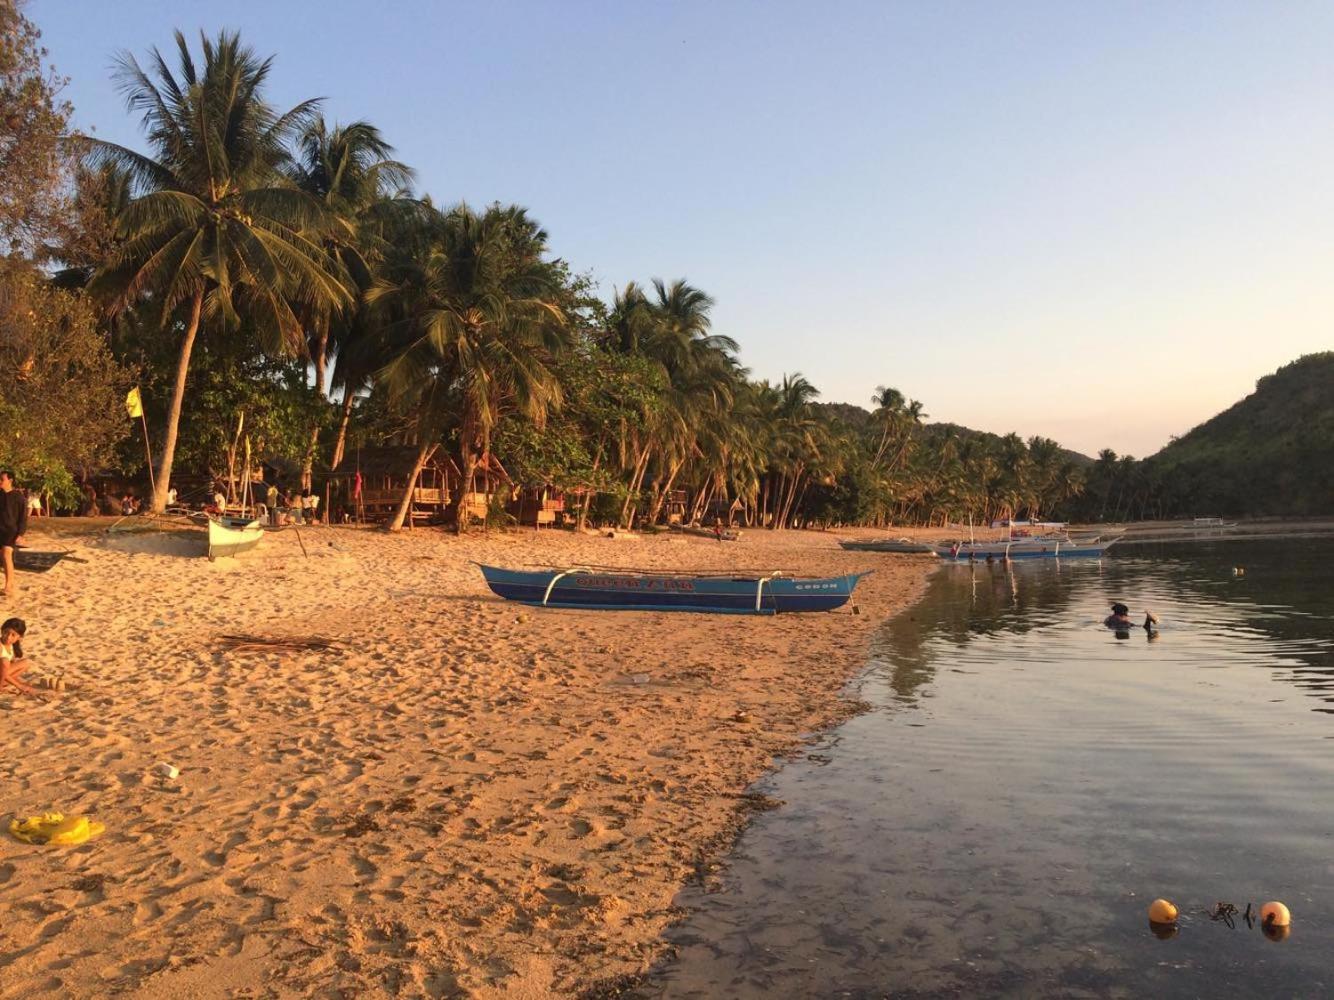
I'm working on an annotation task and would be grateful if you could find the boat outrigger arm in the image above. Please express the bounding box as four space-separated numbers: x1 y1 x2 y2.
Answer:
541 568 589 606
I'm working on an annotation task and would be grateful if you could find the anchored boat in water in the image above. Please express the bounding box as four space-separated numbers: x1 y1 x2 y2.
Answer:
838 538 936 554
477 563 869 614
934 535 1116 561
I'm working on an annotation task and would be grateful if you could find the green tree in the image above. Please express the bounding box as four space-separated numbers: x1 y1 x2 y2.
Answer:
87 30 350 512
0 263 131 505
369 203 569 531
0 0 73 257
290 116 413 486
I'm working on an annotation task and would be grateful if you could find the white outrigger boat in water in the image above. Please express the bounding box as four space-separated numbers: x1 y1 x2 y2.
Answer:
936 518 1119 561
935 535 1116 560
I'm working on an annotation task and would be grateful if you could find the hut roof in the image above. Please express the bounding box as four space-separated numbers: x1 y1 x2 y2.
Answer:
329 445 457 480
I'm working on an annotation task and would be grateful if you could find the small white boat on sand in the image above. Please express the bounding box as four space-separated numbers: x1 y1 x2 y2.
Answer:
208 516 263 561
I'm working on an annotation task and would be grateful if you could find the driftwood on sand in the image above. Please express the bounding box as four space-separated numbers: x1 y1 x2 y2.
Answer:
216 633 342 655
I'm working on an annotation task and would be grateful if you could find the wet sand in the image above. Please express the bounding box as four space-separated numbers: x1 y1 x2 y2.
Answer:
0 521 930 998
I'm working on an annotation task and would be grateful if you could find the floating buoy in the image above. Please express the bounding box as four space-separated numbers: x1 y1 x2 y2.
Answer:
1148 898 1178 924
1259 901 1291 928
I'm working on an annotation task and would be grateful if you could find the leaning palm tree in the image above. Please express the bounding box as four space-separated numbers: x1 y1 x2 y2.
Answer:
369 203 569 531
87 30 351 512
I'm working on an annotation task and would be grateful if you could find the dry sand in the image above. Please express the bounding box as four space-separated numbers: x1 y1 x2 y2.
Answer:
0 520 931 998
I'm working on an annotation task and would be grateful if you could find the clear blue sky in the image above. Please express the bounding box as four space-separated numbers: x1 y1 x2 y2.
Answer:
35 0 1334 457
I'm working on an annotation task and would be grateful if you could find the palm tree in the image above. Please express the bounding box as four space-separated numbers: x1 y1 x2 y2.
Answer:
602 278 739 527
290 117 413 485
87 30 350 512
370 203 569 531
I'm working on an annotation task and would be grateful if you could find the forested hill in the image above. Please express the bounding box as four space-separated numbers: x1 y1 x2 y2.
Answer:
1146 352 1334 516
815 402 1093 466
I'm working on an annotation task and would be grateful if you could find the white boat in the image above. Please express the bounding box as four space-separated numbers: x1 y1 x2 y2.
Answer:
208 516 263 561
935 535 1116 560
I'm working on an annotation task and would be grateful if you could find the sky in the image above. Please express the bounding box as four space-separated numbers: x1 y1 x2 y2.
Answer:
34 0 1334 457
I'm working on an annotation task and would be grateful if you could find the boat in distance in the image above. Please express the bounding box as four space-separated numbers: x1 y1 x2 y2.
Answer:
838 538 936 554
477 563 869 614
207 516 264 561
934 536 1115 560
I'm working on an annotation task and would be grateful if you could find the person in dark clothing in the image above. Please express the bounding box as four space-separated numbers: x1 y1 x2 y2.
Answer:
0 470 29 598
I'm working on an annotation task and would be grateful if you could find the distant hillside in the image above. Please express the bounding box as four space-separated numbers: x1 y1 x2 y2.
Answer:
813 402 1093 466
1147 352 1334 516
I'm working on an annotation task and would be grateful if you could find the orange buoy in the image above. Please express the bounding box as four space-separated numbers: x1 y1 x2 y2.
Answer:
1259 901 1291 928
1148 898 1178 924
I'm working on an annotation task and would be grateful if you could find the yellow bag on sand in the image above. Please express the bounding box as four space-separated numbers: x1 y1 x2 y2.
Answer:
8 812 106 845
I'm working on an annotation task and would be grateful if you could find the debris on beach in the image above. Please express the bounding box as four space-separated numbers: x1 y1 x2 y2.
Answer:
216 633 342 655
9 812 105 845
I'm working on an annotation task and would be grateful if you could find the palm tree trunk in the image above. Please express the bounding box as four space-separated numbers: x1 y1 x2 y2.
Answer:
151 290 203 514
301 334 328 491
647 458 684 525
329 390 355 470
454 444 479 535
792 479 812 527
575 440 604 532
619 447 651 527
388 441 437 532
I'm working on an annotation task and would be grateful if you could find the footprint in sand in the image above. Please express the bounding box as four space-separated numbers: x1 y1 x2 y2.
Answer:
569 818 597 838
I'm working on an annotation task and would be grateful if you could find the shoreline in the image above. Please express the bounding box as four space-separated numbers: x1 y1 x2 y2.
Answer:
0 521 933 998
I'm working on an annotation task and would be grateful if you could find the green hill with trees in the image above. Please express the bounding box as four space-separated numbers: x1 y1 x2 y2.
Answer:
1143 353 1334 517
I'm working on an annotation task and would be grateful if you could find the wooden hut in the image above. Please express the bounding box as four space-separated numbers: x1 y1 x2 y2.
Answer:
664 489 689 525
456 453 511 525
326 446 458 524
512 485 566 527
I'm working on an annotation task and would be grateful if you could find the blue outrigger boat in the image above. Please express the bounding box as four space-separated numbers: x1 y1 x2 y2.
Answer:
477 564 869 614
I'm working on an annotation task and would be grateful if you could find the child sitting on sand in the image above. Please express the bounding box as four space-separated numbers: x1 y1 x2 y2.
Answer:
0 617 36 696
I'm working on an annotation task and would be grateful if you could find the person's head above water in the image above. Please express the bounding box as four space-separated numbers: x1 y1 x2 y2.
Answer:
1110 602 1130 617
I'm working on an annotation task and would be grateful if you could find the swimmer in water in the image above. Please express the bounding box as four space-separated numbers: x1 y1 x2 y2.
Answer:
1106 603 1161 636
1105 602 1133 628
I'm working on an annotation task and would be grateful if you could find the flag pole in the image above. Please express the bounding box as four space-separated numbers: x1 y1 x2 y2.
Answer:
137 401 157 498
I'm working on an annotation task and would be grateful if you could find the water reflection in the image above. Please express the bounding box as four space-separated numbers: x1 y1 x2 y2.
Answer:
638 540 1334 998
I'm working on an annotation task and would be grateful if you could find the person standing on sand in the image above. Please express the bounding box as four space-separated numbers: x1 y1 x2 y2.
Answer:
0 471 28 599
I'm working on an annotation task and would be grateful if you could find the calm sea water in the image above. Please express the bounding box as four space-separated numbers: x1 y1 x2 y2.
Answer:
638 540 1334 998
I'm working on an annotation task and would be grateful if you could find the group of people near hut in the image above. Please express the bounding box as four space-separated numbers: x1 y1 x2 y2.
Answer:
202 482 320 525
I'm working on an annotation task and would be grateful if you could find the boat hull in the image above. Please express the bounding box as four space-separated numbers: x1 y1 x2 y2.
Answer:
934 540 1113 560
478 564 867 614
839 539 936 554
208 517 263 561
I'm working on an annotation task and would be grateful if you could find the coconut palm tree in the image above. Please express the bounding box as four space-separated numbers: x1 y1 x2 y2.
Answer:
87 30 350 512
290 117 413 484
369 202 569 531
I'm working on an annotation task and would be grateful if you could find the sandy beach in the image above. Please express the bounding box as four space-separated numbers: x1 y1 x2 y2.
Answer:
0 521 931 998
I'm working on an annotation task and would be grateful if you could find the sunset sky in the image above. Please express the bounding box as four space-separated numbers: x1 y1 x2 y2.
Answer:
38 0 1334 457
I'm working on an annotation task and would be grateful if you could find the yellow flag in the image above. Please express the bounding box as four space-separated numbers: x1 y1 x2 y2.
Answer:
125 387 143 419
